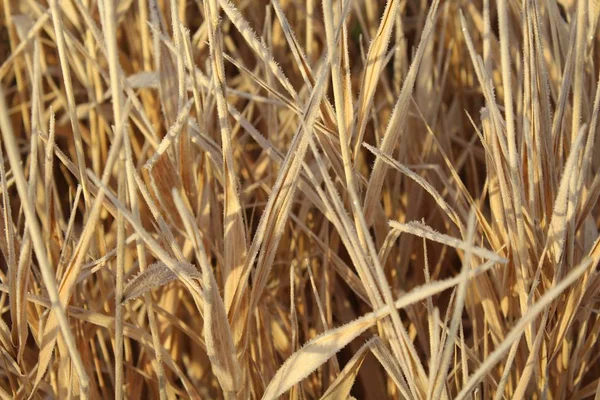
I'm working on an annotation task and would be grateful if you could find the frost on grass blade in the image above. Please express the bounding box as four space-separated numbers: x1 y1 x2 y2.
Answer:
122 261 200 303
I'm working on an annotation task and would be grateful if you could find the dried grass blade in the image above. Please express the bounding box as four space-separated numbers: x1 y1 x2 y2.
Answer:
115 153 126 400
262 259 497 399
370 336 412 399
362 0 440 224
511 312 549 399
157 39 179 128
545 126 587 271
86 170 205 308
32 98 131 391
430 210 477 400
389 220 506 263
205 0 248 314
352 0 404 156
261 311 378 399
0 141 18 349
319 338 374 400
231 53 331 343
455 257 594 400
365 143 464 232
217 0 298 101
123 131 168 399
48 0 91 208
172 190 242 397
122 262 200 303
144 99 193 230
0 81 89 398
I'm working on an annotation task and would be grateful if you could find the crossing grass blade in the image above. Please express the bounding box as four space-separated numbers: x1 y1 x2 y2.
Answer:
1 0 599 398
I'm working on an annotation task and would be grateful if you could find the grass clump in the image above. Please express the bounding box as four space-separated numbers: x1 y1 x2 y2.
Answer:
1 0 600 398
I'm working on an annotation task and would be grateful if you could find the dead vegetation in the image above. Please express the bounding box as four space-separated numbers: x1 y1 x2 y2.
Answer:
1 0 600 398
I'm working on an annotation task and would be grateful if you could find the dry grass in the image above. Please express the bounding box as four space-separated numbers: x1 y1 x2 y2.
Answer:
1 0 600 398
